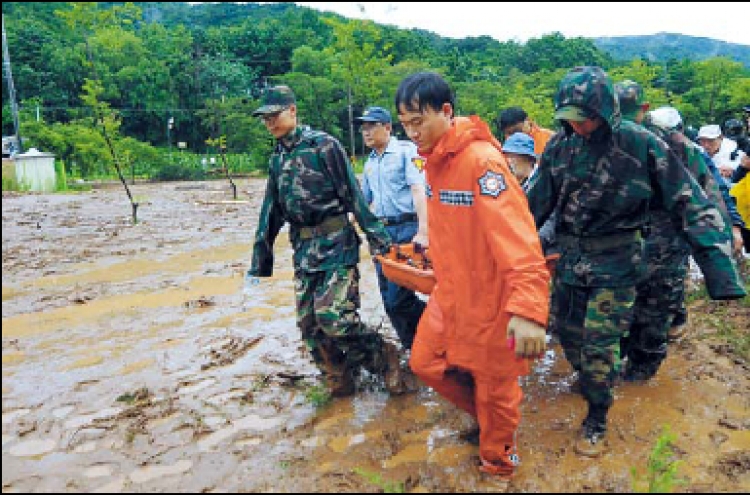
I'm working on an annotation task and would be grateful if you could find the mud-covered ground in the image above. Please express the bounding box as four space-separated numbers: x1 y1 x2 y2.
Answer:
2 179 749 493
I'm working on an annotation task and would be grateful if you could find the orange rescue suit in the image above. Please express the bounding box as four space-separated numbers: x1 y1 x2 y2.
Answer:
410 116 550 468
529 122 555 156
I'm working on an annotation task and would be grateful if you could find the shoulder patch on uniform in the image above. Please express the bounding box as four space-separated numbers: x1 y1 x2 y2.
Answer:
478 170 507 198
411 156 426 172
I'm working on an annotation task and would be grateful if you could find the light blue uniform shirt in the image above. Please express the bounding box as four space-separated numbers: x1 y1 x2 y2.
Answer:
361 137 425 218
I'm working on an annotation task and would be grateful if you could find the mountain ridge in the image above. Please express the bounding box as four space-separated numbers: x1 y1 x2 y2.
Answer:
593 32 750 67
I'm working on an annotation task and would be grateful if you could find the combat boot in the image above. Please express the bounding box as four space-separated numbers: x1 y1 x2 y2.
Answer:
325 366 356 398
622 360 658 383
667 310 688 342
315 341 356 398
574 406 610 457
381 340 408 395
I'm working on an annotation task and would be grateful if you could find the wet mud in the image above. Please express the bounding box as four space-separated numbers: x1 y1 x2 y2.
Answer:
2 180 748 492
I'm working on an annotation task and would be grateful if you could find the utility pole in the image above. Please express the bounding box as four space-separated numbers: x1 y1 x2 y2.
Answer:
167 116 174 164
347 86 355 162
2 14 24 154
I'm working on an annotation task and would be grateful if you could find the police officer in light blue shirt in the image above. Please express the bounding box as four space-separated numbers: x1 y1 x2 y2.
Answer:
357 106 428 351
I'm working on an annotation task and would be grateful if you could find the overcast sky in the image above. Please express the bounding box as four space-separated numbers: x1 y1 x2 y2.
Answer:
290 2 750 46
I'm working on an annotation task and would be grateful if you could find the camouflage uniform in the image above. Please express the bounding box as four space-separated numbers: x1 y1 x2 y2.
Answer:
616 82 739 380
526 67 745 445
249 89 397 395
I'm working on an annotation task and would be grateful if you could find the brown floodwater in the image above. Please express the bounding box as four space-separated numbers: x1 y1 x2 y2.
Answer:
2 180 748 492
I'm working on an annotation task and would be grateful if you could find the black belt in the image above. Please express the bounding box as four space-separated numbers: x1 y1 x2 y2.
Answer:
297 214 349 240
557 230 642 252
379 213 418 226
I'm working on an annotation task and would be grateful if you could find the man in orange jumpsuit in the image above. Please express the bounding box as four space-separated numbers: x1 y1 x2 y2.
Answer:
395 72 550 480
498 106 556 156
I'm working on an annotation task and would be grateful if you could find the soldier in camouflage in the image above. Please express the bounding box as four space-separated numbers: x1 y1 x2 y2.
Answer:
616 82 745 379
646 105 746 342
246 85 405 398
526 67 746 457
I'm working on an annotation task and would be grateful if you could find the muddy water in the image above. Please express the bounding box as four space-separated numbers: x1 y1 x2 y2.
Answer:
2 180 748 493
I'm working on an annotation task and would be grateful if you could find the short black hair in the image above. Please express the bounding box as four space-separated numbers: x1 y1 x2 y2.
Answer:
395 72 454 114
498 107 528 132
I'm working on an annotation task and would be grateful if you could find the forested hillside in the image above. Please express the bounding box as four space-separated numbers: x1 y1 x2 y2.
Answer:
595 32 750 68
2 2 748 181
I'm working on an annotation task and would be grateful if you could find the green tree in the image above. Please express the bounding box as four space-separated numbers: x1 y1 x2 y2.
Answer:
324 17 394 157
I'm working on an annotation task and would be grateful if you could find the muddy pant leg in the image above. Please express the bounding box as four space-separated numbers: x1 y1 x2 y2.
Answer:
669 256 691 328
547 272 561 342
553 279 586 373
627 252 687 377
580 287 636 410
475 377 522 468
311 265 391 373
296 271 326 366
296 271 354 395
375 222 427 350
410 300 477 416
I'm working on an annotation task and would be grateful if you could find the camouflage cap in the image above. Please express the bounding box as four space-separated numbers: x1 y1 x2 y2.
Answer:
554 105 595 122
252 85 296 116
615 80 649 120
555 66 618 128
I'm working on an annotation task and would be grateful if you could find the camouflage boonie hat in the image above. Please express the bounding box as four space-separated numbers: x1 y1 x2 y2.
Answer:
615 80 648 120
252 85 296 116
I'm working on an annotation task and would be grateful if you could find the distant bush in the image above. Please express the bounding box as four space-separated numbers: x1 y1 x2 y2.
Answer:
54 159 68 191
153 162 207 181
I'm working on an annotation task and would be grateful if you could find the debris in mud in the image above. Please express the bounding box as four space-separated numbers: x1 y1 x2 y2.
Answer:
713 450 750 478
184 295 217 308
201 335 263 370
276 371 307 385
115 387 153 406
717 417 744 430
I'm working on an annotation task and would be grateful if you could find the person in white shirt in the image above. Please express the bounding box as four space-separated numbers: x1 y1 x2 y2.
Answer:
698 124 745 186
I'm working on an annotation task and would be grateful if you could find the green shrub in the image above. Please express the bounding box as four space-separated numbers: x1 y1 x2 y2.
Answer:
152 163 207 181
54 159 68 191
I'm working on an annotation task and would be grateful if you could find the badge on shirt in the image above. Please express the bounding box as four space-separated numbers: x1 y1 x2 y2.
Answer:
412 156 426 172
478 170 507 198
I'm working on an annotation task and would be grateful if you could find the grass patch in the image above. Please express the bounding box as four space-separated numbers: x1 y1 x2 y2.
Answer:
631 425 685 493
304 384 331 408
687 280 749 361
353 467 405 493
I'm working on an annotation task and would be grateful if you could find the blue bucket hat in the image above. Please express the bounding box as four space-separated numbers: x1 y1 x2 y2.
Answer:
355 106 392 124
503 132 537 158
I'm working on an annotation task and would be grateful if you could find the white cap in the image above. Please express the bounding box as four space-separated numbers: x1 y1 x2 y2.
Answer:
697 124 722 140
649 107 682 130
